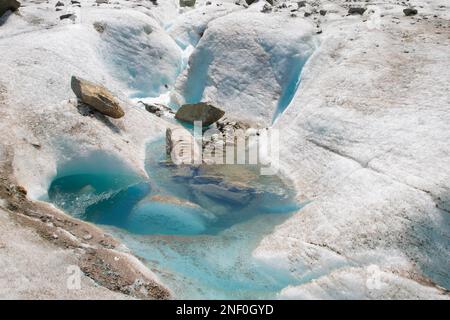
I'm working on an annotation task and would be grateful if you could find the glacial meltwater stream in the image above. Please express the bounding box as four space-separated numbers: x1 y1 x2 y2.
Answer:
46 138 302 299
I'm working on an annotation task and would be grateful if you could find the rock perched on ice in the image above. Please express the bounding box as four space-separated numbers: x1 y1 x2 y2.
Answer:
55 1 64 7
0 0 20 18
348 7 366 15
261 3 272 13
403 8 418 16
60 13 75 21
71 76 125 119
175 102 225 126
180 0 196 7
93 22 106 33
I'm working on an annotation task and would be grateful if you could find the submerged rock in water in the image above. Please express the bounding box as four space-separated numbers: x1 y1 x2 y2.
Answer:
131 194 212 235
143 194 199 208
191 180 256 205
192 175 223 185
71 76 125 119
171 165 197 182
175 102 225 127
0 0 20 18
78 184 96 195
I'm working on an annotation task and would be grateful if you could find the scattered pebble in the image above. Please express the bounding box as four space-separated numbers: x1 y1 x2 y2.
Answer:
83 233 93 240
60 13 75 21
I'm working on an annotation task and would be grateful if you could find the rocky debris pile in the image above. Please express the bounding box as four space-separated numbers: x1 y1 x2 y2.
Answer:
71 76 125 119
175 102 225 127
202 118 252 165
215 118 250 145
165 116 252 166
139 101 174 117
0 0 20 18
80 248 170 299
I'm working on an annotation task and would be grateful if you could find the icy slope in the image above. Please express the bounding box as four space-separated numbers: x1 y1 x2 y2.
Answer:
254 3 450 297
172 9 317 126
85 9 183 98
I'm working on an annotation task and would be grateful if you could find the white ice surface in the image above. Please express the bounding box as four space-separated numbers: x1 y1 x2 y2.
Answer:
0 0 449 299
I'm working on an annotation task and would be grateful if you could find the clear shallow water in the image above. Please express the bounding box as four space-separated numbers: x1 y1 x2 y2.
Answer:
47 139 303 299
